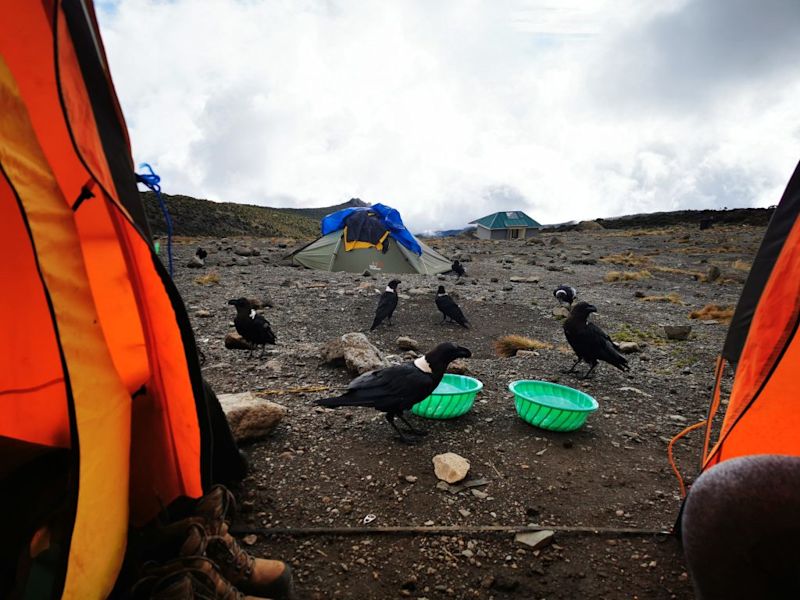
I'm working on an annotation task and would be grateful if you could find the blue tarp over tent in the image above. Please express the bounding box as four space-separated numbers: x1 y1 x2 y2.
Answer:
321 203 422 255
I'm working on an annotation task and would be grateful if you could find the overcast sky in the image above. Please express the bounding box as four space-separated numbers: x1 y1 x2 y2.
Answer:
97 0 800 232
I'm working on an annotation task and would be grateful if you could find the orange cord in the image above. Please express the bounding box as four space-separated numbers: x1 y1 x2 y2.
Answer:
668 420 708 498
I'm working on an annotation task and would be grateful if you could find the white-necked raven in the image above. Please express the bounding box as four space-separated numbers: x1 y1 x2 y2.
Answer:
228 297 276 356
563 301 628 378
370 279 401 330
435 286 469 328
554 284 577 306
316 342 471 443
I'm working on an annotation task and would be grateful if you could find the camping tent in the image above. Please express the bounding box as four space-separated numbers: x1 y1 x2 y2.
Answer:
291 204 453 275
1 2 211 597
670 159 800 493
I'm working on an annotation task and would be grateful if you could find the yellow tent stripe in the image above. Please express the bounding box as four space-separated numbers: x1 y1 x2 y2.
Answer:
0 57 131 599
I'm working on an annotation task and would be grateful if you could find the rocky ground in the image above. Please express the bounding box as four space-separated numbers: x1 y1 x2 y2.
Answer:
170 222 763 600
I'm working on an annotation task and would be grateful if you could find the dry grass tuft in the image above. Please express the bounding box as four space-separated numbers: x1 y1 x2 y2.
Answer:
650 265 707 280
640 292 684 305
195 271 221 285
600 252 651 267
604 270 652 282
494 335 553 358
689 304 735 323
731 259 751 272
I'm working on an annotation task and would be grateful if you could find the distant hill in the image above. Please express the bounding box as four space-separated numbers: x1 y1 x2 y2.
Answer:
275 197 370 223
142 192 774 238
141 192 366 238
596 207 774 229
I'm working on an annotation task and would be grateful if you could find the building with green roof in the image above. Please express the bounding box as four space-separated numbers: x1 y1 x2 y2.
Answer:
469 211 542 240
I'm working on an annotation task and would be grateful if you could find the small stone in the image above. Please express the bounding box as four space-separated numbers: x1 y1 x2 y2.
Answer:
396 336 420 351
187 255 205 268
617 341 640 354
515 530 554 550
242 534 257 546
664 325 692 340
224 333 254 351
706 265 721 282
432 452 470 483
458 508 471 518
404 475 418 483
447 359 469 375
217 392 287 442
195 309 212 318
471 489 488 499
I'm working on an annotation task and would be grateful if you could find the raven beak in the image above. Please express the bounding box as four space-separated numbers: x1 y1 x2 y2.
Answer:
227 299 236 305
457 346 472 358
587 304 598 313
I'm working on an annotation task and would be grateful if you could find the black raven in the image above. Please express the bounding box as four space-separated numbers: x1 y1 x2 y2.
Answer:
370 279 400 330
451 260 466 278
228 297 276 356
315 342 472 443
196 247 208 260
553 284 577 306
563 301 629 378
435 286 469 328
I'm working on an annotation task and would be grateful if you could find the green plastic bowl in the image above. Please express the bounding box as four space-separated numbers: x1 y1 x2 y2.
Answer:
509 380 598 432
412 374 483 419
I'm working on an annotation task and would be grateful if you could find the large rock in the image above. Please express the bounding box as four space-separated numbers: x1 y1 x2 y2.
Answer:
218 391 286 442
433 452 470 483
320 333 387 375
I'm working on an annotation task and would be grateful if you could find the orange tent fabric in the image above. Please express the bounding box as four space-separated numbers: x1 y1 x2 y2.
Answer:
700 160 800 469
1 2 209 597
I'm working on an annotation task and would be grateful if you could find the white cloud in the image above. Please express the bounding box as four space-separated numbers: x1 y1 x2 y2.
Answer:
98 0 800 231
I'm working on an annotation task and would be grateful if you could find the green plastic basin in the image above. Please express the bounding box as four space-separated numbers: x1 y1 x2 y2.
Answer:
509 380 598 432
412 374 483 419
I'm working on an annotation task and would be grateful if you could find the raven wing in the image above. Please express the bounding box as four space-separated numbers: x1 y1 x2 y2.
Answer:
585 322 628 370
253 314 276 344
436 295 468 327
318 363 435 412
371 292 398 329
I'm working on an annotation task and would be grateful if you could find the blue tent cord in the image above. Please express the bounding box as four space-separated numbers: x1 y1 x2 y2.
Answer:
135 163 173 276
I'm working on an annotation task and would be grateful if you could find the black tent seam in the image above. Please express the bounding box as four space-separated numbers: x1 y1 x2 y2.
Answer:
1 158 79 600
71 183 94 212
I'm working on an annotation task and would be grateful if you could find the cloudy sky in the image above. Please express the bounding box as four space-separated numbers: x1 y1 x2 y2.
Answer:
96 0 800 232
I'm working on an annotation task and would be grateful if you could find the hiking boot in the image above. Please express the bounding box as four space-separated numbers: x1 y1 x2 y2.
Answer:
133 523 268 600
193 486 294 600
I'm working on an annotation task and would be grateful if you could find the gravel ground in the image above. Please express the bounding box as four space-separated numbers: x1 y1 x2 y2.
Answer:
170 222 763 600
